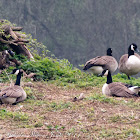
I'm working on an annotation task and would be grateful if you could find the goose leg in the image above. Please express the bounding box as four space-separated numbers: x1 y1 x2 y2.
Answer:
98 69 107 77
127 75 130 80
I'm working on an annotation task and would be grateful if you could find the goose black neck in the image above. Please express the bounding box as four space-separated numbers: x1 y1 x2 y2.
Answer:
128 48 134 58
107 52 112 56
106 71 112 84
15 73 22 86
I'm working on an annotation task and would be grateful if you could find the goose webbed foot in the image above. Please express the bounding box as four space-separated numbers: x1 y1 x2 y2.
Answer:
12 103 17 105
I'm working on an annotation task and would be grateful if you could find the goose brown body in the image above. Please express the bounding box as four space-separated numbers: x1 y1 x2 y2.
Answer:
84 55 118 74
119 53 140 76
0 85 26 104
102 82 139 97
118 44 140 79
83 48 118 75
102 70 140 98
0 69 27 104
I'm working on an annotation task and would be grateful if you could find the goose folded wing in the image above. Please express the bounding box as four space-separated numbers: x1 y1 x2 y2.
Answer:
0 86 23 98
120 82 133 88
84 56 108 70
108 83 138 97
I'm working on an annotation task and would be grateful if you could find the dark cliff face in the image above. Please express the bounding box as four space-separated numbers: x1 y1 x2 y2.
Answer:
1 0 140 67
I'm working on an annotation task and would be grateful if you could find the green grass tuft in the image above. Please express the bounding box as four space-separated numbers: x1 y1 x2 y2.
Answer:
86 93 118 104
0 109 29 122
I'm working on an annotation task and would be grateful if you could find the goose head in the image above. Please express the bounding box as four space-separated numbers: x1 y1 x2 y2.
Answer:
9 69 23 75
9 69 24 86
102 70 113 84
128 43 139 57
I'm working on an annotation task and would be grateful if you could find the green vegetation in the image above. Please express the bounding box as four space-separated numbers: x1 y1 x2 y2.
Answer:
86 93 118 104
0 109 28 121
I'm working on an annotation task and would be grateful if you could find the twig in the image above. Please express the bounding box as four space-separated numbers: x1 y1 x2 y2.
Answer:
4 69 13 87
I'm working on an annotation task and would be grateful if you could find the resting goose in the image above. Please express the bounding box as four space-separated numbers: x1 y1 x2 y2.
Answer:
0 69 27 104
102 70 140 97
83 48 118 76
119 43 140 79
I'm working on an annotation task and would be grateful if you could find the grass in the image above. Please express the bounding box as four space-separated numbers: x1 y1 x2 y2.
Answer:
86 93 119 104
0 109 28 121
0 72 140 139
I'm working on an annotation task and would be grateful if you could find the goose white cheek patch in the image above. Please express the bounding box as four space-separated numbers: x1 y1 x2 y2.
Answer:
15 70 20 75
131 45 134 51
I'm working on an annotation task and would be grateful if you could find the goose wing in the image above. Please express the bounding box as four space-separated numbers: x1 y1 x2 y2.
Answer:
0 85 23 98
83 56 115 70
120 82 132 88
108 82 138 97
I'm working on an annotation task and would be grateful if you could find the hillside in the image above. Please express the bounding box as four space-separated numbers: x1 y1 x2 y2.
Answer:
0 20 140 139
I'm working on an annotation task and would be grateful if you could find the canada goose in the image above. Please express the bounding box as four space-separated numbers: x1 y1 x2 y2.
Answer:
0 69 27 104
102 70 140 97
83 48 118 76
119 43 140 79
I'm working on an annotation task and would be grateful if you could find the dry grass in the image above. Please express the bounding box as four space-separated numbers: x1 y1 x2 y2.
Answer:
0 82 140 140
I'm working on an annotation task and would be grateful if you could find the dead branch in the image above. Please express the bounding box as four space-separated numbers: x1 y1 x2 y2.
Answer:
9 58 21 66
14 32 27 38
0 23 34 64
23 71 36 78
3 25 18 40
11 27 23 31
0 50 20 69
13 38 29 43
0 38 17 45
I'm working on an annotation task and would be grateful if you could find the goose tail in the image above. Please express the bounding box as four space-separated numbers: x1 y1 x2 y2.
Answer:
129 86 140 95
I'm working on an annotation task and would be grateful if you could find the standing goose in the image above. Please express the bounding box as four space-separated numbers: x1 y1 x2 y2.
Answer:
83 48 118 76
0 69 27 104
119 43 140 79
102 70 140 97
